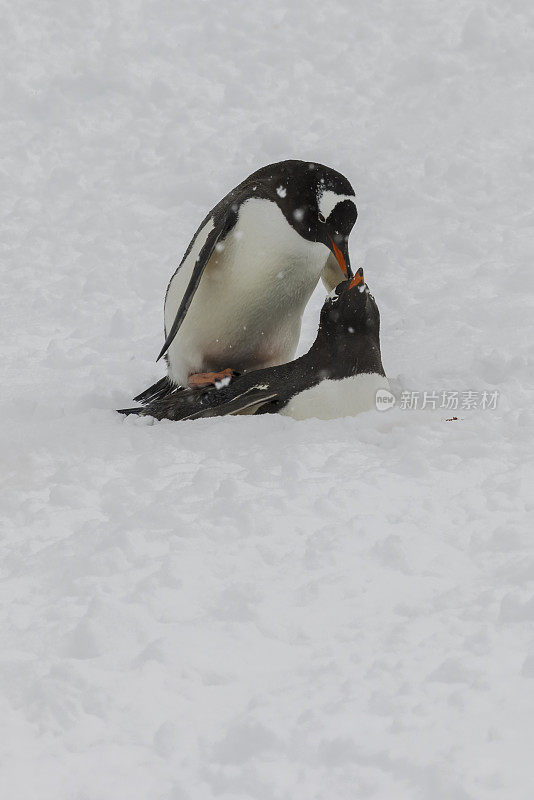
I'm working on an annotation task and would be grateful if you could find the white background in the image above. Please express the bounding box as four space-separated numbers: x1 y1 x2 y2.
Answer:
2 1 533 798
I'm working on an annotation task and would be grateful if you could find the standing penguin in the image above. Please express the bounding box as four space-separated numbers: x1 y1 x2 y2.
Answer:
134 160 357 402
120 269 389 422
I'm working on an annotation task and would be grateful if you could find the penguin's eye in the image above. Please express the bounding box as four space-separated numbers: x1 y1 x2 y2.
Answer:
318 212 326 223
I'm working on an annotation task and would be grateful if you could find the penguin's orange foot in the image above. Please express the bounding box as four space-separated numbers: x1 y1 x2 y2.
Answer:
187 368 237 389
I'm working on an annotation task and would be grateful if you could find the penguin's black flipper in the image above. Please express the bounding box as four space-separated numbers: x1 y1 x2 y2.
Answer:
182 386 279 419
156 204 240 363
118 381 280 421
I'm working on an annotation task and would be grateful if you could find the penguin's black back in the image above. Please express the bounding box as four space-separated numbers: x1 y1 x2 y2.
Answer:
175 160 355 271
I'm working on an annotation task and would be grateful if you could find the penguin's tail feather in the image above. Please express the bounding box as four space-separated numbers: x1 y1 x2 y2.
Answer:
133 376 183 404
118 389 207 421
118 375 187 418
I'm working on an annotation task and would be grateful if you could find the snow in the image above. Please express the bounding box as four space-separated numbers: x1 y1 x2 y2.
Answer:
1 1 533 798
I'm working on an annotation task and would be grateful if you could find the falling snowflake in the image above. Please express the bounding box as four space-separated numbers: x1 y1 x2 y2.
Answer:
276 185 287 198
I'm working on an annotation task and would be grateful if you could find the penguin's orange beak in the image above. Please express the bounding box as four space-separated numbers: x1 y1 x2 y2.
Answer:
348 267 365 289
329 236 351 279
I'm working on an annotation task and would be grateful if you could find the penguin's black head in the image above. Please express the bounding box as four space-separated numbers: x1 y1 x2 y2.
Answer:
247 160 357 279
319 268 380 341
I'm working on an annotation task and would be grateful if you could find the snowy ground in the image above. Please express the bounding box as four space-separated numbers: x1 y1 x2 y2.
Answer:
2 1 534 798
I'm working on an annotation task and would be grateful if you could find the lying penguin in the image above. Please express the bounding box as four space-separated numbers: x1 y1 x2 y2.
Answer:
133 159 357 403
119 269 389 421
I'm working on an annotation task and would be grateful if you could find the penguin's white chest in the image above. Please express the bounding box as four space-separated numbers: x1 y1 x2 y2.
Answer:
209 199 325 304
165 198 328 385
280 373 390 421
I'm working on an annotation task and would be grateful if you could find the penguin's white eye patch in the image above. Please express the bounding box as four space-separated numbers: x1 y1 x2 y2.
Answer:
318 212 326 223
327 288 339 302
317 190 356 220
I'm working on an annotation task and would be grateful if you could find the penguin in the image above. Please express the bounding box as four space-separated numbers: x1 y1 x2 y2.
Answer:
119 268 389 421
133 159 357 404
